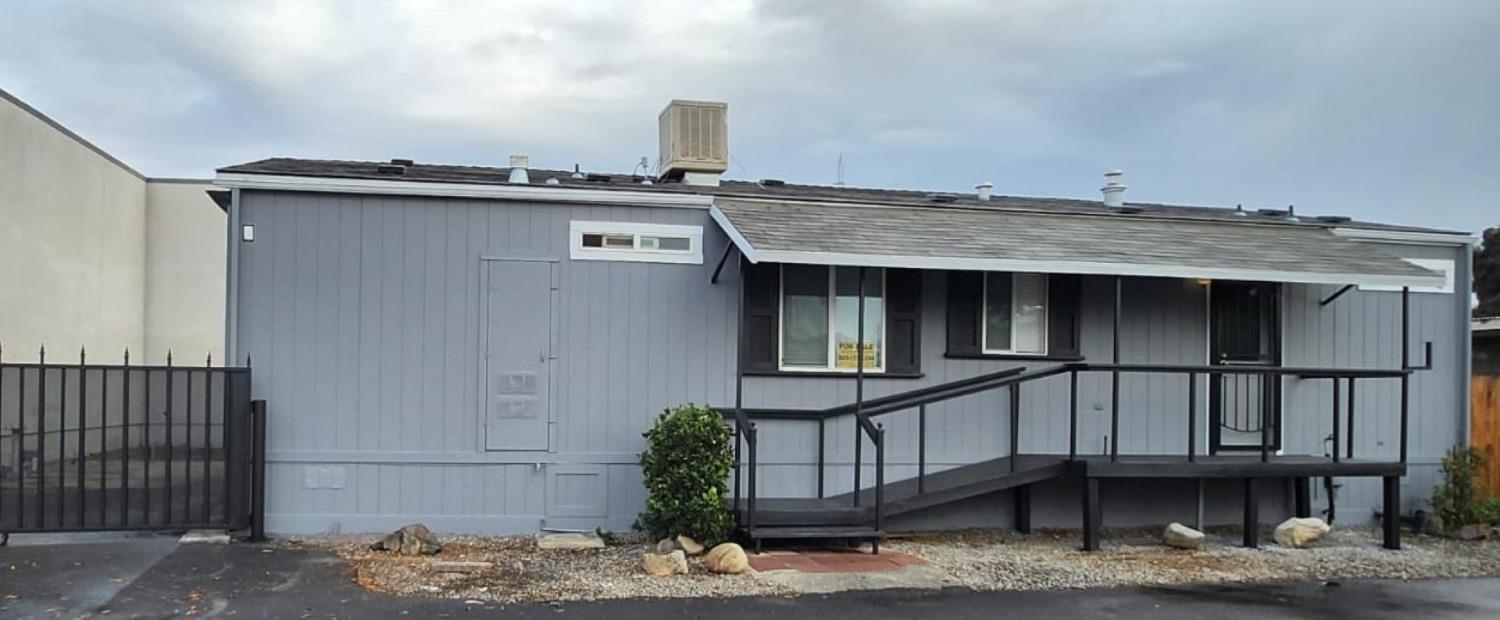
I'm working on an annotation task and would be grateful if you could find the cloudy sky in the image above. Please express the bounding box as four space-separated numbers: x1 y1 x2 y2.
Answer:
2 0 1496 233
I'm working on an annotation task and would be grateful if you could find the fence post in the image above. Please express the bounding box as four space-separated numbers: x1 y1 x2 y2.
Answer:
248 399 267 542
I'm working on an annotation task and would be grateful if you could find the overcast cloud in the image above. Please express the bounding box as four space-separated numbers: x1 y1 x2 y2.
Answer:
1 0 1496 233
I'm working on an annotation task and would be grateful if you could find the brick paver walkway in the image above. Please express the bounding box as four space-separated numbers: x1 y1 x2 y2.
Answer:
747 549 928 573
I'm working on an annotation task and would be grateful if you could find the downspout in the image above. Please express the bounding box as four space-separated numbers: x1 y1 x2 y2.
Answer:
225 188 242 364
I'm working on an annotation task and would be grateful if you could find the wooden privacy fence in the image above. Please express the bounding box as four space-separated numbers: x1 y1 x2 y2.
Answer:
1475 374 1500 495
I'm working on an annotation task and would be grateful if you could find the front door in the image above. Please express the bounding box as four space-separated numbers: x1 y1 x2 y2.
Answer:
1209 281 1281 452
482 259 555 451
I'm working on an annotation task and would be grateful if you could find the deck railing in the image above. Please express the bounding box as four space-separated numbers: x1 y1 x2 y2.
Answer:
725 344 1433 538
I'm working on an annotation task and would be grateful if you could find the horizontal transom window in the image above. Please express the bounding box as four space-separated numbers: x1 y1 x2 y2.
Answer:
569 221 703 264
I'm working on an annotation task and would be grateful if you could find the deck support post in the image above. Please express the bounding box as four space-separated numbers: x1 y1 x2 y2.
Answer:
1382 475 1401 550
1014 484 1032 534
1082 478 1101 551
1110 276 1122 462
1294 477 1311 518
1242 478 1259 548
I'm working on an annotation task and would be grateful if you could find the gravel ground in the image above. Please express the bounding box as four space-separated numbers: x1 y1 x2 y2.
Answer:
306 533 795 604
299 527 1500 603
888 527 1500 592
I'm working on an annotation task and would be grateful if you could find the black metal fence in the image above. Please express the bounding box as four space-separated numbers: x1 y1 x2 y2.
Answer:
0 347 263 539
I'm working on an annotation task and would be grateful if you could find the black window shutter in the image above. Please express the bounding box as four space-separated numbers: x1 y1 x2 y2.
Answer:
946 271 983 355
885 269 922 374
1047 274 1083 358
741 261 780 372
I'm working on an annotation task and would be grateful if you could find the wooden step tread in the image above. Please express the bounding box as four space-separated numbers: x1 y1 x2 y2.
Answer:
746 526 885 540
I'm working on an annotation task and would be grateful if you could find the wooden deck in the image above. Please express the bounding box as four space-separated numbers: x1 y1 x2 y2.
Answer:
1070 453 1405 479
735 452 1405 551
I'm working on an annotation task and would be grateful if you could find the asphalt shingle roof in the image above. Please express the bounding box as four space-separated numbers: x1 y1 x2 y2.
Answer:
713 198 1444 288
218 157 1462 235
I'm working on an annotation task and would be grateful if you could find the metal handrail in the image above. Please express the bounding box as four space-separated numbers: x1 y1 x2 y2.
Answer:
726 355 1428 539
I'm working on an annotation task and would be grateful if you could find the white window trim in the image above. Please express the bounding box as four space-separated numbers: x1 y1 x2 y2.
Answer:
568 221 703 264
980 273 1050 356
777 265 888 373
1356 258 1455 294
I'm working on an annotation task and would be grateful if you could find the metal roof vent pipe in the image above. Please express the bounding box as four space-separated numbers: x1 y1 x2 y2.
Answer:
508 155 530 184
975 181 994 201
1101 169 1127 208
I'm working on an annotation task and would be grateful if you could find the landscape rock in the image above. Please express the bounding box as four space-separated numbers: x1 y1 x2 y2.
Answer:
676 535 705 556
704 542 749 574
1274 517 1331 548
642 550 688 576
1423 513 1446 536
656 538 679 553
1455 524 1491 541
371 523 443 555
1163 522 1205 549
537 532 605 550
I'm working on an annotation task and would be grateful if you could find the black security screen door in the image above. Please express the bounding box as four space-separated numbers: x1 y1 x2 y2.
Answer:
1209 281 1281 452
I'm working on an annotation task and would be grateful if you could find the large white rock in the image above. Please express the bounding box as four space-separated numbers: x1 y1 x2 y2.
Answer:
704 542 749 574
676 534 705 556
1274 517 1331 548
643 550 688 576
1163 522 1206 549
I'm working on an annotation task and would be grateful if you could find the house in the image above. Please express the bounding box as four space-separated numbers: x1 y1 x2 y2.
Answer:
213 100 1474 549
1475 317 1500 376
0 86 226 363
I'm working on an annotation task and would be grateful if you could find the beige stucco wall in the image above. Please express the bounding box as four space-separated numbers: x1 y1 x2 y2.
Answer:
0 90 224 364
0 92 147 363
144 180 225 363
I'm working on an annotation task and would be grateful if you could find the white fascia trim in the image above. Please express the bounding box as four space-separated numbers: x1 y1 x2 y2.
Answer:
213 172 715 208
751 249 1448 289
1331 227 1477 246
709 205 761 263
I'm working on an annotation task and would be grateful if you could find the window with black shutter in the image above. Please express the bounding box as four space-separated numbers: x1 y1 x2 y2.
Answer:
946 271 1082 359
740 263 922 376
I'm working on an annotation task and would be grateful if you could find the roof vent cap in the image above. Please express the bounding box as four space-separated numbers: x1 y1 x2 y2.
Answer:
975 181 993 201
1101 170 1126 208
508 155 530 184
1234 204 1248 217
545 177 560 185
571 164 585 179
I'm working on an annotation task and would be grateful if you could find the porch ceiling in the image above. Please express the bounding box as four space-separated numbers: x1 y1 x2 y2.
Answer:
710 198 1446 288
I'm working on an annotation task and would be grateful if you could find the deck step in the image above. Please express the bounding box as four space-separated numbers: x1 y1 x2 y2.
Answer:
746 526 884 541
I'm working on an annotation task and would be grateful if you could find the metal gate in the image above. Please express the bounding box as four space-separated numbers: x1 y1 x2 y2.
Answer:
0 348 264 540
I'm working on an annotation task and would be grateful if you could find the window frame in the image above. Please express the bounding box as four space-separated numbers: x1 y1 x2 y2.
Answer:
777 265 888 373
568 221 703 264
980 272 1050 356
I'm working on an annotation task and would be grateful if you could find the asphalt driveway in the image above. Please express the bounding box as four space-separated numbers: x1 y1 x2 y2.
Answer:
3 534 1499 618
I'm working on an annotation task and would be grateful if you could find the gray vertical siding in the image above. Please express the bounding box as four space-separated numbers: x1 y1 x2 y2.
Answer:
1282 241 1471 522
236 189 1469 534
238 191 737 533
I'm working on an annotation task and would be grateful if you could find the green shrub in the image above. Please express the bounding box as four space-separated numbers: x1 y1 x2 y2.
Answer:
1432 446 1500 528
636 403 735 546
